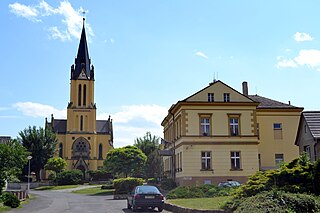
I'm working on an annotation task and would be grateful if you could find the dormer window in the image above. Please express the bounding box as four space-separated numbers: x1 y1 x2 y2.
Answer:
224 93 230 102
208 93 214 102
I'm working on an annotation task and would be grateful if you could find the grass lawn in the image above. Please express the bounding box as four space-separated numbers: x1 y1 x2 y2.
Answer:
34 185 80 190
167 196 232 210
72 186 114 196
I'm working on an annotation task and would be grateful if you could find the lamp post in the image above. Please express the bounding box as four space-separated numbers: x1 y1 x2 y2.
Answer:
27 156 32 194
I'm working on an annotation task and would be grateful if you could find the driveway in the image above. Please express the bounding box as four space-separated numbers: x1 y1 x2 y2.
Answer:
9 188 172 213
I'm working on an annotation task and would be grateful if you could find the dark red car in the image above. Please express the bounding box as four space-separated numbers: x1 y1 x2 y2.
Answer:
127 185 164 212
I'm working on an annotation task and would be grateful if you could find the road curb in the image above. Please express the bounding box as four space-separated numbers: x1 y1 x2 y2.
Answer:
164 202 231 213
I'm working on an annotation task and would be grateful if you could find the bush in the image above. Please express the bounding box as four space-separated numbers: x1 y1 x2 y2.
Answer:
225 190 320 213
113 177 144 194
56 170 82 185
166 184 234 199
87 170 113 181
160 178 177 191
1 192 20 208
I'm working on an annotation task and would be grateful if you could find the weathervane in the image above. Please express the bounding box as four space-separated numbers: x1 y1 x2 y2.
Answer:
82 10 86 21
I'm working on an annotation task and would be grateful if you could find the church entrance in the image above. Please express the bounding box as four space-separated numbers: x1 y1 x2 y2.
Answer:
72 137 90 180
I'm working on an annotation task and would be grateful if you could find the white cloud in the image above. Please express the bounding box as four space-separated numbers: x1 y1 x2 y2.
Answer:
98 104 167 147
8 0 94 41
195 51 208 59
276 58 297 68
13 102 66 118
276 49 320 69
9 2 40 22
294 32 313 42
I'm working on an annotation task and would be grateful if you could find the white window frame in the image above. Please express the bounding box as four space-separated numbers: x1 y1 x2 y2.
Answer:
230 118 239 136
231 151 241 170
201 151 211 170
224 93 230 102
275 153 284 166
208 93 214 102
200 117 210 136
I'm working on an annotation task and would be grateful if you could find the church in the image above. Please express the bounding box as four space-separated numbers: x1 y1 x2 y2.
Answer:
46 18 114 175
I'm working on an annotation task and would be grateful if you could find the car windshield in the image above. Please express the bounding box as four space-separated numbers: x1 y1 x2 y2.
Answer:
136 186 160 194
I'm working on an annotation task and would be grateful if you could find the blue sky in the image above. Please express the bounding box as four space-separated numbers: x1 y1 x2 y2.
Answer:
1 0 320 147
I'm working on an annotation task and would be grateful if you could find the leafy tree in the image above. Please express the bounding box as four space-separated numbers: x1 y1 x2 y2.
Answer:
19 126 58 181
44 157 67 179
0 139 29 193
134 132 162 178
134 132 159 156
104 146 147 178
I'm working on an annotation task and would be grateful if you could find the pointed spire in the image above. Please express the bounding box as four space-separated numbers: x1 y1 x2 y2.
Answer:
71 18 93 80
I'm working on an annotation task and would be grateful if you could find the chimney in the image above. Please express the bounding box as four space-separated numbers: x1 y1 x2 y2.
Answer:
242 81 248 96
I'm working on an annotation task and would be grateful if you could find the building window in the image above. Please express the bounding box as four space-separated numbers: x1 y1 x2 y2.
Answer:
98 144 103 159
229 115 240 136
230 151 241 170
314 144 318 161
273 123 283 140
200 116 211 136
83 84 87 106
275 154 284 166
224 93 230 102
257 123 260 139
208 93 214 102
304 145 311 160
258 154 261 170
78 84 82 106
201 151 211 170
80 115 83 131
59 143 63 158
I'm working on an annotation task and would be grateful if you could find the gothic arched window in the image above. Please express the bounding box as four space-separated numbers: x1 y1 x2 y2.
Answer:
72 137 90 159
78 84 82 106
59 143 63 158
98 144 103 159
83 84 87 106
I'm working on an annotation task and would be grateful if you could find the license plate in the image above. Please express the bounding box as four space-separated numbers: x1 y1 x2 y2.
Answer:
145 196 155 199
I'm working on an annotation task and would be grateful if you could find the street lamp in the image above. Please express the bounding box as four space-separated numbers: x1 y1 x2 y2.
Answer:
27 156 32 194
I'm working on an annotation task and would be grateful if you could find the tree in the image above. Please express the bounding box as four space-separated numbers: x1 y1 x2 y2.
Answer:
44 157 67 179
134 132 159 157
0 139 29 193
134 132 162 178
104 146 147 178
19 126 58 181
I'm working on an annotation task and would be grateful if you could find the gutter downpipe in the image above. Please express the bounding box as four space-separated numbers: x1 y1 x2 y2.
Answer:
170 111 176 182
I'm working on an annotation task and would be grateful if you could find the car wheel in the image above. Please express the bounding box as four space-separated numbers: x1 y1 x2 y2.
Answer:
127 201 131 209
158 207 163 212
132 204 137 212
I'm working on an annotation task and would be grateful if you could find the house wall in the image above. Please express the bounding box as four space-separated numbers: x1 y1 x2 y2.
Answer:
256 110 300 170
296 117 318 162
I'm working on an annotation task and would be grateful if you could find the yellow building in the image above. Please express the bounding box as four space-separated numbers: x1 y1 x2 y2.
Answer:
46 19 113 176
161 80 302 186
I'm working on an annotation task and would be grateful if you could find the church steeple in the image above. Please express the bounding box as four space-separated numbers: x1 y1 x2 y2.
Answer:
71 18 94 80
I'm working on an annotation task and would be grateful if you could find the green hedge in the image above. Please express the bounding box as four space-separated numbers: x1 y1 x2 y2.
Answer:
113 177 144 194
56 170 82 185
166 184 234 199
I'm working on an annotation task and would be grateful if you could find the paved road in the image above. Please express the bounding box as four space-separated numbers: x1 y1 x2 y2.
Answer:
9 189 172 213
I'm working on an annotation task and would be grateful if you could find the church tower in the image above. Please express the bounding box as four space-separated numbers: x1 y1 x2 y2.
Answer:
47 18 113 176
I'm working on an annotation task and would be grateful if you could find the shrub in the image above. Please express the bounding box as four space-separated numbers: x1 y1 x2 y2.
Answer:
87 170 113 181
160 178 177 191
55 170 82 185
113 177 144 194
166 184 234 199
225 190 320 213
1 192 20 208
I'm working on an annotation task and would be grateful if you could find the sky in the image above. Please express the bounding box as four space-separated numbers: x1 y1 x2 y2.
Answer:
1 0 320 148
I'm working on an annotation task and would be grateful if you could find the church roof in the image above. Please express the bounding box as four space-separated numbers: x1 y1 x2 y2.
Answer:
49 119 112 135
72 18 92 80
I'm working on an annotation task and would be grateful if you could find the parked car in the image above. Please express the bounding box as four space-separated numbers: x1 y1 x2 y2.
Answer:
127 185 164 212
218 181 241 187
